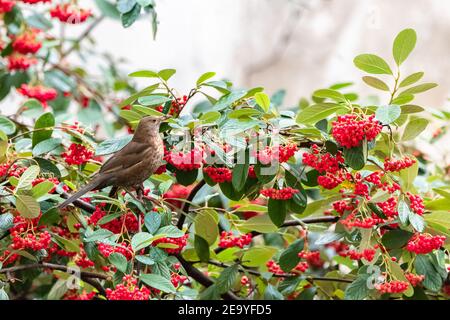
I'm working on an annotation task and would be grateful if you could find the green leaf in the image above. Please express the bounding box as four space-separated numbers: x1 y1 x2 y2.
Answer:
393 28 417 66
399 83 438 95
32 138 62 156
342 142 367 170
279 239 304 272
408 211 425 232
375 104 401 124
399 155 418 192
232 151 249 192
254 92 270 112
399 72 424 88
402 118 428 141
138 95 171 106
268 198 286 227
296 104 343 125
240 215 277 234
95 135 132 156
131 232 154 251
156 225 185 238
242 246 277 267
144 212 161 234
121 4 141 27
397 200 411 225
196 72 216 86
400 105 424 114
117 0 136 13
84 229 114 242
0 116 16 135
194 209 219 245
215 264 239 294
32 112 55 147
0 289 8 300
344 274 370 300
15 194 41 218
312 89 347 103
108 252 128 273
128 70 158 78
140 273 177 293
0 213 14 231
353 54 393 75
194 235 210 262
31 181 55 199
16 165 40 190
381 229 414 249
158 69 176 81
415 254 443 292
135 255 155 265
213 90 247 111
264 284 284 300
362 76 390 91
392 94 414 105
199 111 221 123
95 0 120 19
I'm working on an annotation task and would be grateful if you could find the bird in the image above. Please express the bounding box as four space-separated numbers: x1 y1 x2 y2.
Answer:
58 115 170 209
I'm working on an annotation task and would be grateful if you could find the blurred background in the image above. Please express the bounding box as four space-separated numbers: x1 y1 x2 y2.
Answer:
2 0 450 163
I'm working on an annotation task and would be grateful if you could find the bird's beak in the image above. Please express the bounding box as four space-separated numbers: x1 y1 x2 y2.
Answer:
160 115 172 121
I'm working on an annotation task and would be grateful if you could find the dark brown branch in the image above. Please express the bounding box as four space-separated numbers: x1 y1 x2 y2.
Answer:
206 260 352 283
0 262 108 279
58 190 96 213
175 254 240 300
177 179 206 229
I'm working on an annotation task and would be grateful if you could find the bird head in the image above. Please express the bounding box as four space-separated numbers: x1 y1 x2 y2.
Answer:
133 115 171 140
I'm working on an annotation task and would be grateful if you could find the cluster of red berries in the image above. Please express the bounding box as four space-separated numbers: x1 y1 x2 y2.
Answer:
248 165 257 179
63 290 96 300
106 275 151 300
32 177 67 193
260 187 299 200
20 0 51 3
302 144 344 174
298 251 324 268
325 241 350 255
317 171 345 190
240 275 250 287
375 280 409 294
74 247 95 268
384 157 416 172
266 260 285 275
152 234 188 254
338 248 376 262
405 272 425 287
88 204 139 234
98 242 133 260
218 231 252 248
162 184 193 209
406 233 446 254
406 192 425 215
377 197 398 217
171 273 188 288
0 250 20 266
50 4 92 24
7 54 37 71
12 29 42 55
293 262 309 273
0 0 15 13
341 212 384 230
332 200 355 216
17 84 58 106
165 148 203 171
203 166 232 183
331 114 382 148
11 230 51 251
155 95 188 116
61 143 94 165
256 143 298 165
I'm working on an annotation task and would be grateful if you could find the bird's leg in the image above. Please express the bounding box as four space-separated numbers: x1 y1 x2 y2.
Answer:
135 184 144 201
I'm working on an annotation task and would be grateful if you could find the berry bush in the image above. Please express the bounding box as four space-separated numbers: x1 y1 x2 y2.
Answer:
0 1 448 301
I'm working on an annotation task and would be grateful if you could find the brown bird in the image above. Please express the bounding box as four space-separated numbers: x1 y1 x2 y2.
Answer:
58 115 170 208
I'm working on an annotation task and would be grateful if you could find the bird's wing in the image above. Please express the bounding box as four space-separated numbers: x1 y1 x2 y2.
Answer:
99 141 150 175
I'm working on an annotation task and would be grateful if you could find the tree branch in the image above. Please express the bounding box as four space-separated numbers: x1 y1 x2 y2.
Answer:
58 190 96 213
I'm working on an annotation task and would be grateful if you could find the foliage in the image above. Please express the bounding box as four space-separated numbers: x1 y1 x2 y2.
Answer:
0 2 448 301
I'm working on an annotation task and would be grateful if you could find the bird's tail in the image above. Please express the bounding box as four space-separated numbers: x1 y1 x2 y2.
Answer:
58 178 104 209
